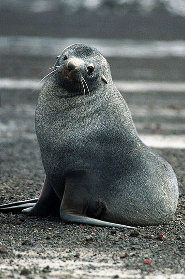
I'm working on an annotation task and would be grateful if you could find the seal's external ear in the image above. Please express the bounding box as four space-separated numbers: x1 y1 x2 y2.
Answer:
101 75 108 84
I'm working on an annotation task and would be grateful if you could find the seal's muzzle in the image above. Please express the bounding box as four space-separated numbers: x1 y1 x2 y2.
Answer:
65 58 83 74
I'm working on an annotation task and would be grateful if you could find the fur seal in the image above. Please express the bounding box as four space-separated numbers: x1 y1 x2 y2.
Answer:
0 44 179 228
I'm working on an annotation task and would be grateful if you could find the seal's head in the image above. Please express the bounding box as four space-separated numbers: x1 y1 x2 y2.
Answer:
51 44 112 96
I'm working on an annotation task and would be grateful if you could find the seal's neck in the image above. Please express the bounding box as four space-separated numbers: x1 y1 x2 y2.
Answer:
37 78 112 127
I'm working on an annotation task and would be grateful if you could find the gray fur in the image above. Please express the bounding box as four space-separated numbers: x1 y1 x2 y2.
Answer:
33 44 178 226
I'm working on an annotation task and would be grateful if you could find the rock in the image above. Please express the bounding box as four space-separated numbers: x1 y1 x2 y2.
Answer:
85 235 94 241
120 252 128 258
0 247 8 254
157 233 164 240
74 252 80 258
20 268 31 275
129 230 140 237
42 265 51 273
15 219 22 225
144 260 152 265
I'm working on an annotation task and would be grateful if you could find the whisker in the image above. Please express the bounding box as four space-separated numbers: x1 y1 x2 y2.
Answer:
80 77 87 116
81 76 90 95
49 66 60 70
30 68 58 94
39 69 58 84
81 78 86 96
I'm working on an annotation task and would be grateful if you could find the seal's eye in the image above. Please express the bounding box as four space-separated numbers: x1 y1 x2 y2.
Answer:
87 64 95 75
63 55 68 60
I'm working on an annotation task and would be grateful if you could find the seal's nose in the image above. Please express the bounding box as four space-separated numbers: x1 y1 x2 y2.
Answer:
67 61 77 72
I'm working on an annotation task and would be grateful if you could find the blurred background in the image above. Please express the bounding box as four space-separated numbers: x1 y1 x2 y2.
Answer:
1 0 185 147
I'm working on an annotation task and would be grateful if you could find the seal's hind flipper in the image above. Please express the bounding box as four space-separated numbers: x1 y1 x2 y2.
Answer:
0 198 38 208
0 198 38 213
0 203 36 213
60 208 135 229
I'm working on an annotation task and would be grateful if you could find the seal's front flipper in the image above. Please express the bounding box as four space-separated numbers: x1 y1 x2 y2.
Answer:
60 208 135 229
0 199 38 213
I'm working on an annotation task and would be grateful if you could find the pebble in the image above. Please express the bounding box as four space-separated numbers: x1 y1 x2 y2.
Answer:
42 265 51 273
21 239 32 246
74 252 80 258
144 260 152 265
85 235 94 241
18 215 26 221
129 230 140 237
120 252 128 258
17 254 22 258
143 234 155 239
112 253 118 261
0 247 8 254
15 219 22 225
130 252 136 257
20 268 31 275
176 235 182 240
157 234 164 240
